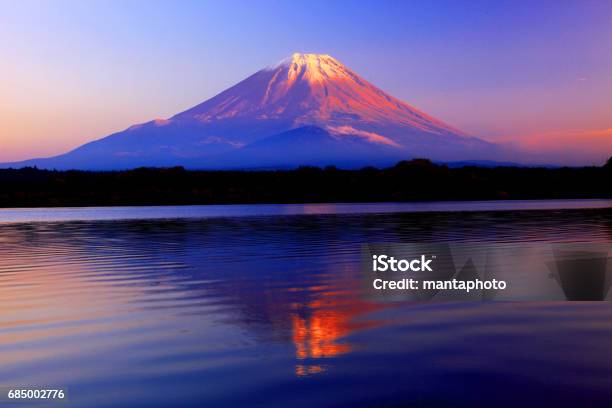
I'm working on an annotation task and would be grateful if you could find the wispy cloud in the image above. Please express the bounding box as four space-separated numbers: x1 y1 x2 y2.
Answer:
489 128 612 166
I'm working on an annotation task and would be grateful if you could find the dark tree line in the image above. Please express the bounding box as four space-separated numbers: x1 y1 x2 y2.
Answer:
1 158 611 208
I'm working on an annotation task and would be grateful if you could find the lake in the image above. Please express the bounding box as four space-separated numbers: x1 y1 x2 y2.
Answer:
1 200 612 407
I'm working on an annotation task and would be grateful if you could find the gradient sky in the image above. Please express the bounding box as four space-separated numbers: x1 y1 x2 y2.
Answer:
1 0 611 163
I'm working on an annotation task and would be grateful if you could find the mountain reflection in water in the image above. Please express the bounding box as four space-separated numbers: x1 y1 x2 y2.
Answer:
1 206 612 407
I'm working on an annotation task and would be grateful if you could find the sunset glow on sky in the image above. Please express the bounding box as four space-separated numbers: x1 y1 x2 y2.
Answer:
1 0 611 163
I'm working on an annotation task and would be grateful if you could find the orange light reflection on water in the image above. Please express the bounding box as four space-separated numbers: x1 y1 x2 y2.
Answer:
290 294 383 377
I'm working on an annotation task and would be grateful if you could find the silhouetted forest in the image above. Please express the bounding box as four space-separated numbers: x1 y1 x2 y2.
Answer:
1 158 612 208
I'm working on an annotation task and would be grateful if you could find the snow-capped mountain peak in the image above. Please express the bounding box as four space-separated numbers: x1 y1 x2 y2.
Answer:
173 53 463 138
2 53 497 170
270 53 349 84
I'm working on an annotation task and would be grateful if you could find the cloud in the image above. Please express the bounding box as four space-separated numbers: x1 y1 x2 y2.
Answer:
490 128 612 166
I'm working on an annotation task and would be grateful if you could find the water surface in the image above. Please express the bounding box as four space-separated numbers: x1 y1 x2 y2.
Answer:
2 198 612 223
1 202 612 407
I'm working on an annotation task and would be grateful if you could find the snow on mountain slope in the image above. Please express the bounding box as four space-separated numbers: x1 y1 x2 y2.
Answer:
173 53 462 137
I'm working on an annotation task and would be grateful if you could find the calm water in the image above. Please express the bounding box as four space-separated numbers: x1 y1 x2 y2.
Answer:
2 201 612 407
2 199 612 223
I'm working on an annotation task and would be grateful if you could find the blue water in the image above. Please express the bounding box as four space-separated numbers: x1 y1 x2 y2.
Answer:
1 201 612 407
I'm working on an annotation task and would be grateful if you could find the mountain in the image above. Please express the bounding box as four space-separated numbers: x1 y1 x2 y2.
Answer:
2 53 498 170
211 125 407 169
